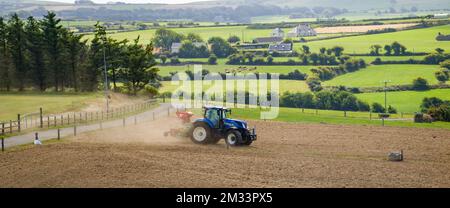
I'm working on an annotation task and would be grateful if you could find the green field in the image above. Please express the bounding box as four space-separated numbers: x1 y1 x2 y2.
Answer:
323 64 443 88
296 25 450 53
157 64 314 77
185 105 450 130
0 92 101 121
251 15 316 23
231 106 450 130
356 89 450 113
83 26 274 43
160 80 309 94
353 55 426 62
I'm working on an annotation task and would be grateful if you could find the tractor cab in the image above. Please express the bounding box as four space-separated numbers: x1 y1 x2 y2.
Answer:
203 106 231 129
189 106 257 146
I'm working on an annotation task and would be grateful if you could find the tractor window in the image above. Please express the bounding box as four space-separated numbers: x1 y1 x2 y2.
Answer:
205 109 220 128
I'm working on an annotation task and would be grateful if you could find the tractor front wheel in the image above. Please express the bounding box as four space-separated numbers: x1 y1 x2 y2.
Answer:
226 130 242 146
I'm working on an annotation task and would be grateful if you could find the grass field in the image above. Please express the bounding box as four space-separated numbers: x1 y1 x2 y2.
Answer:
322 64 443 88
354 55 426 62
356 89 450 113
83 26 274 43
159 79 310 93
157 64 314 76
0 92 101 121
231 106 450 130
296 25 450 53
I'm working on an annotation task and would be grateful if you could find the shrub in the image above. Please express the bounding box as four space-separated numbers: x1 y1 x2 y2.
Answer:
420 97 447 112
412 77 429 91
357 100 371 112
170 56 181 64
427 104 450 122
208 54 218 65
267 55 274 64
371 102 385 113
414 113 433 123
435 71 449 83
144 85 159 98
387 105 397 114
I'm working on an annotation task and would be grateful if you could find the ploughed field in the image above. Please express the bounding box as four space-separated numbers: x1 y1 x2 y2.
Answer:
1 117 449 188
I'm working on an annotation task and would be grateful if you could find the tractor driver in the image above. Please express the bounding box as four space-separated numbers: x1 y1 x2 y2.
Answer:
206 109 220 128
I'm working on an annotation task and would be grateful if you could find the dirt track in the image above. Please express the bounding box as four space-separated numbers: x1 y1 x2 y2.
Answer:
1 118 449 188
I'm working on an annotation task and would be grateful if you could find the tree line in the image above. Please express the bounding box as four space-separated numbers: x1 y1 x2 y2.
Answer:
0 12 159 95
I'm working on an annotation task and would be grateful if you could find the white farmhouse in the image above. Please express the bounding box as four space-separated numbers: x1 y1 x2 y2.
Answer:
171 42 182 54
287 24 317 38
271 28 284 38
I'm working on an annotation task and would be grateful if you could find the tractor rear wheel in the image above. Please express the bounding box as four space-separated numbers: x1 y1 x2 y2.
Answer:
190 123 212 144
226 130 242 146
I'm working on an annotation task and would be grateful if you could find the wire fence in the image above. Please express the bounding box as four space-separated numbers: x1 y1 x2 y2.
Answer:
1 102 178 152
0 99 158 137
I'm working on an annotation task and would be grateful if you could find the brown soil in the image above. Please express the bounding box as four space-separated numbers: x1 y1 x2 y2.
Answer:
316 23 417 33
1 119 449 188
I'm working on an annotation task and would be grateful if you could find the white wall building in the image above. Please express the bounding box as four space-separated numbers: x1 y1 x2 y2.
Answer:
287 24 317 38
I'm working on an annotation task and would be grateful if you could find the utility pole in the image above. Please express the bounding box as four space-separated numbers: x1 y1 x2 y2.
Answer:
382 80 391 113
103 34 110 113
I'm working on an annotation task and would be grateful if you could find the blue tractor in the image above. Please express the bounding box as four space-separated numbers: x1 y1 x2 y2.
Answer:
190 106 257 146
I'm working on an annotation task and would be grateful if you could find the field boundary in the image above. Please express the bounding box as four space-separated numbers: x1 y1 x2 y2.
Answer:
0 99 158 138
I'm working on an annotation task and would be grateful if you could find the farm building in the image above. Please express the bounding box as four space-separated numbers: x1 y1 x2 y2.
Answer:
287 24 317 37
271 28 284 38
171 42 182 53
268 43 293 54
433 13 449 19
254 37 283 44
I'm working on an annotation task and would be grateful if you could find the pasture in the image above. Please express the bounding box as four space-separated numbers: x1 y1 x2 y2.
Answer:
157 64 314 76
296 25 450 53
159 79 310 94
322 64 443 88
83 26 274 43
356 89 450 113
0 92 101 121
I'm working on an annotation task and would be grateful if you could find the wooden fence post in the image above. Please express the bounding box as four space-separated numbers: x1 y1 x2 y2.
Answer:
17 114 21 132
47 116 50 128
57 129 60 140
344 111 347 117
1 137 4 152
74 125 77 136
40 107 43 128
61 115 64 126
1 123 4 135
369 112 372 120
54 116 57 127
9 120 12 133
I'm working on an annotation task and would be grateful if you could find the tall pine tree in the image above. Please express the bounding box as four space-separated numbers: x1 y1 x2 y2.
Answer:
41 11 62 91
7 14 28 91
0 17 11 91
25 16 46 91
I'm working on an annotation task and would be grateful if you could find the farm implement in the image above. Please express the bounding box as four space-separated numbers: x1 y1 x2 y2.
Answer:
164 106 257 146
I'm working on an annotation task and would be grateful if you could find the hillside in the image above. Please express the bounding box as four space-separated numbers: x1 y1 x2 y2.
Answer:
1 0 449 22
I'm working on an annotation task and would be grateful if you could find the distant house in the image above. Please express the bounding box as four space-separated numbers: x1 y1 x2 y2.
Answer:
287 24 317 38
433 13 449 19
75 0 95 5
271 28 284 38
254 37 283 44
171 42 182 54
153 47 163 54
268 43 293 54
